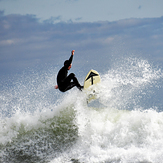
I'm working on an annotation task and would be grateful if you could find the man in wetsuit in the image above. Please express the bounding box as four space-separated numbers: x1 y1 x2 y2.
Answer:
55 50 83 92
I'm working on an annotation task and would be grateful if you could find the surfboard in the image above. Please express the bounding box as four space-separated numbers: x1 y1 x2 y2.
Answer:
84 69 101 89
84 69 101 103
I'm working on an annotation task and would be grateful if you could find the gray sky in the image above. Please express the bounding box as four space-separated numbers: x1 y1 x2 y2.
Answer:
0 0 163 79
0 0 163 23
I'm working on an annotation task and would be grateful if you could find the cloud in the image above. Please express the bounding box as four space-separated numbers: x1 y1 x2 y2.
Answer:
43 16 62 24
0 39 14 45
0 12 163 77
75 17 82 21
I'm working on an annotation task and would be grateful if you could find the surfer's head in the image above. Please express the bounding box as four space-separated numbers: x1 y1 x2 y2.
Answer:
64 60 72 70
64 60 69 66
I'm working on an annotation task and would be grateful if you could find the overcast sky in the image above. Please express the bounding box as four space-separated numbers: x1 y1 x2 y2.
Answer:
0 0 163 82
1 0 163 23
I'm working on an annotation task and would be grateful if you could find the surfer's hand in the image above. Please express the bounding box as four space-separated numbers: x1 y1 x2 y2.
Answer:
71 50 75 55
55 85 58 89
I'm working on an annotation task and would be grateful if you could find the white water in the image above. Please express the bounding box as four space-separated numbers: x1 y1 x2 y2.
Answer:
0 57 163 163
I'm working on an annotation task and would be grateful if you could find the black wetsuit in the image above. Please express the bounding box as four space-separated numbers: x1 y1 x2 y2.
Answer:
57 54 82 92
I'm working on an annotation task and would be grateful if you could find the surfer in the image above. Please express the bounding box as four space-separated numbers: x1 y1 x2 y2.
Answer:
55 50 83 92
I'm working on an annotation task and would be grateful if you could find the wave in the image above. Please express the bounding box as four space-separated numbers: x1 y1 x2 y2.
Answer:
0 57 163 163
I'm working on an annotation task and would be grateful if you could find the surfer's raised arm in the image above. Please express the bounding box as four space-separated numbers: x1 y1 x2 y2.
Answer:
64 50 75 68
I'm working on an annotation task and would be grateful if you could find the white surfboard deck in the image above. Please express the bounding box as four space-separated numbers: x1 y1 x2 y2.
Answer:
84 69 101 89
84 69 101 103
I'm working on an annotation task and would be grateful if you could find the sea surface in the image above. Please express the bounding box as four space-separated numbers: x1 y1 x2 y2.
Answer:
0 57 163 163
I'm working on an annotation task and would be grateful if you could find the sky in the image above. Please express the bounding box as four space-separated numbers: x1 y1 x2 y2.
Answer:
0 0 163 82
0 0 163 23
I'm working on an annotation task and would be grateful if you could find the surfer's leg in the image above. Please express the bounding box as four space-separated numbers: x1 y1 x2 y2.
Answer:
63 82 76 92
63 73 83 91
68 73 83 90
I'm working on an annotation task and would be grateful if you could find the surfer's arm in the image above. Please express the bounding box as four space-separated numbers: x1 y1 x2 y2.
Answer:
55 85 58 89
68 50 75 64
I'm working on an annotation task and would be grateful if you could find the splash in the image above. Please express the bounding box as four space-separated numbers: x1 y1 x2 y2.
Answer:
0 57 163 163
98 57 163 110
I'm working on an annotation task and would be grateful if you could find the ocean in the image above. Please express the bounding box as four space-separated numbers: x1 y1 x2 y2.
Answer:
0 57 163 163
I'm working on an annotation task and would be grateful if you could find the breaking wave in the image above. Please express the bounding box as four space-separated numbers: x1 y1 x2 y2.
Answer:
0 57 163 163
